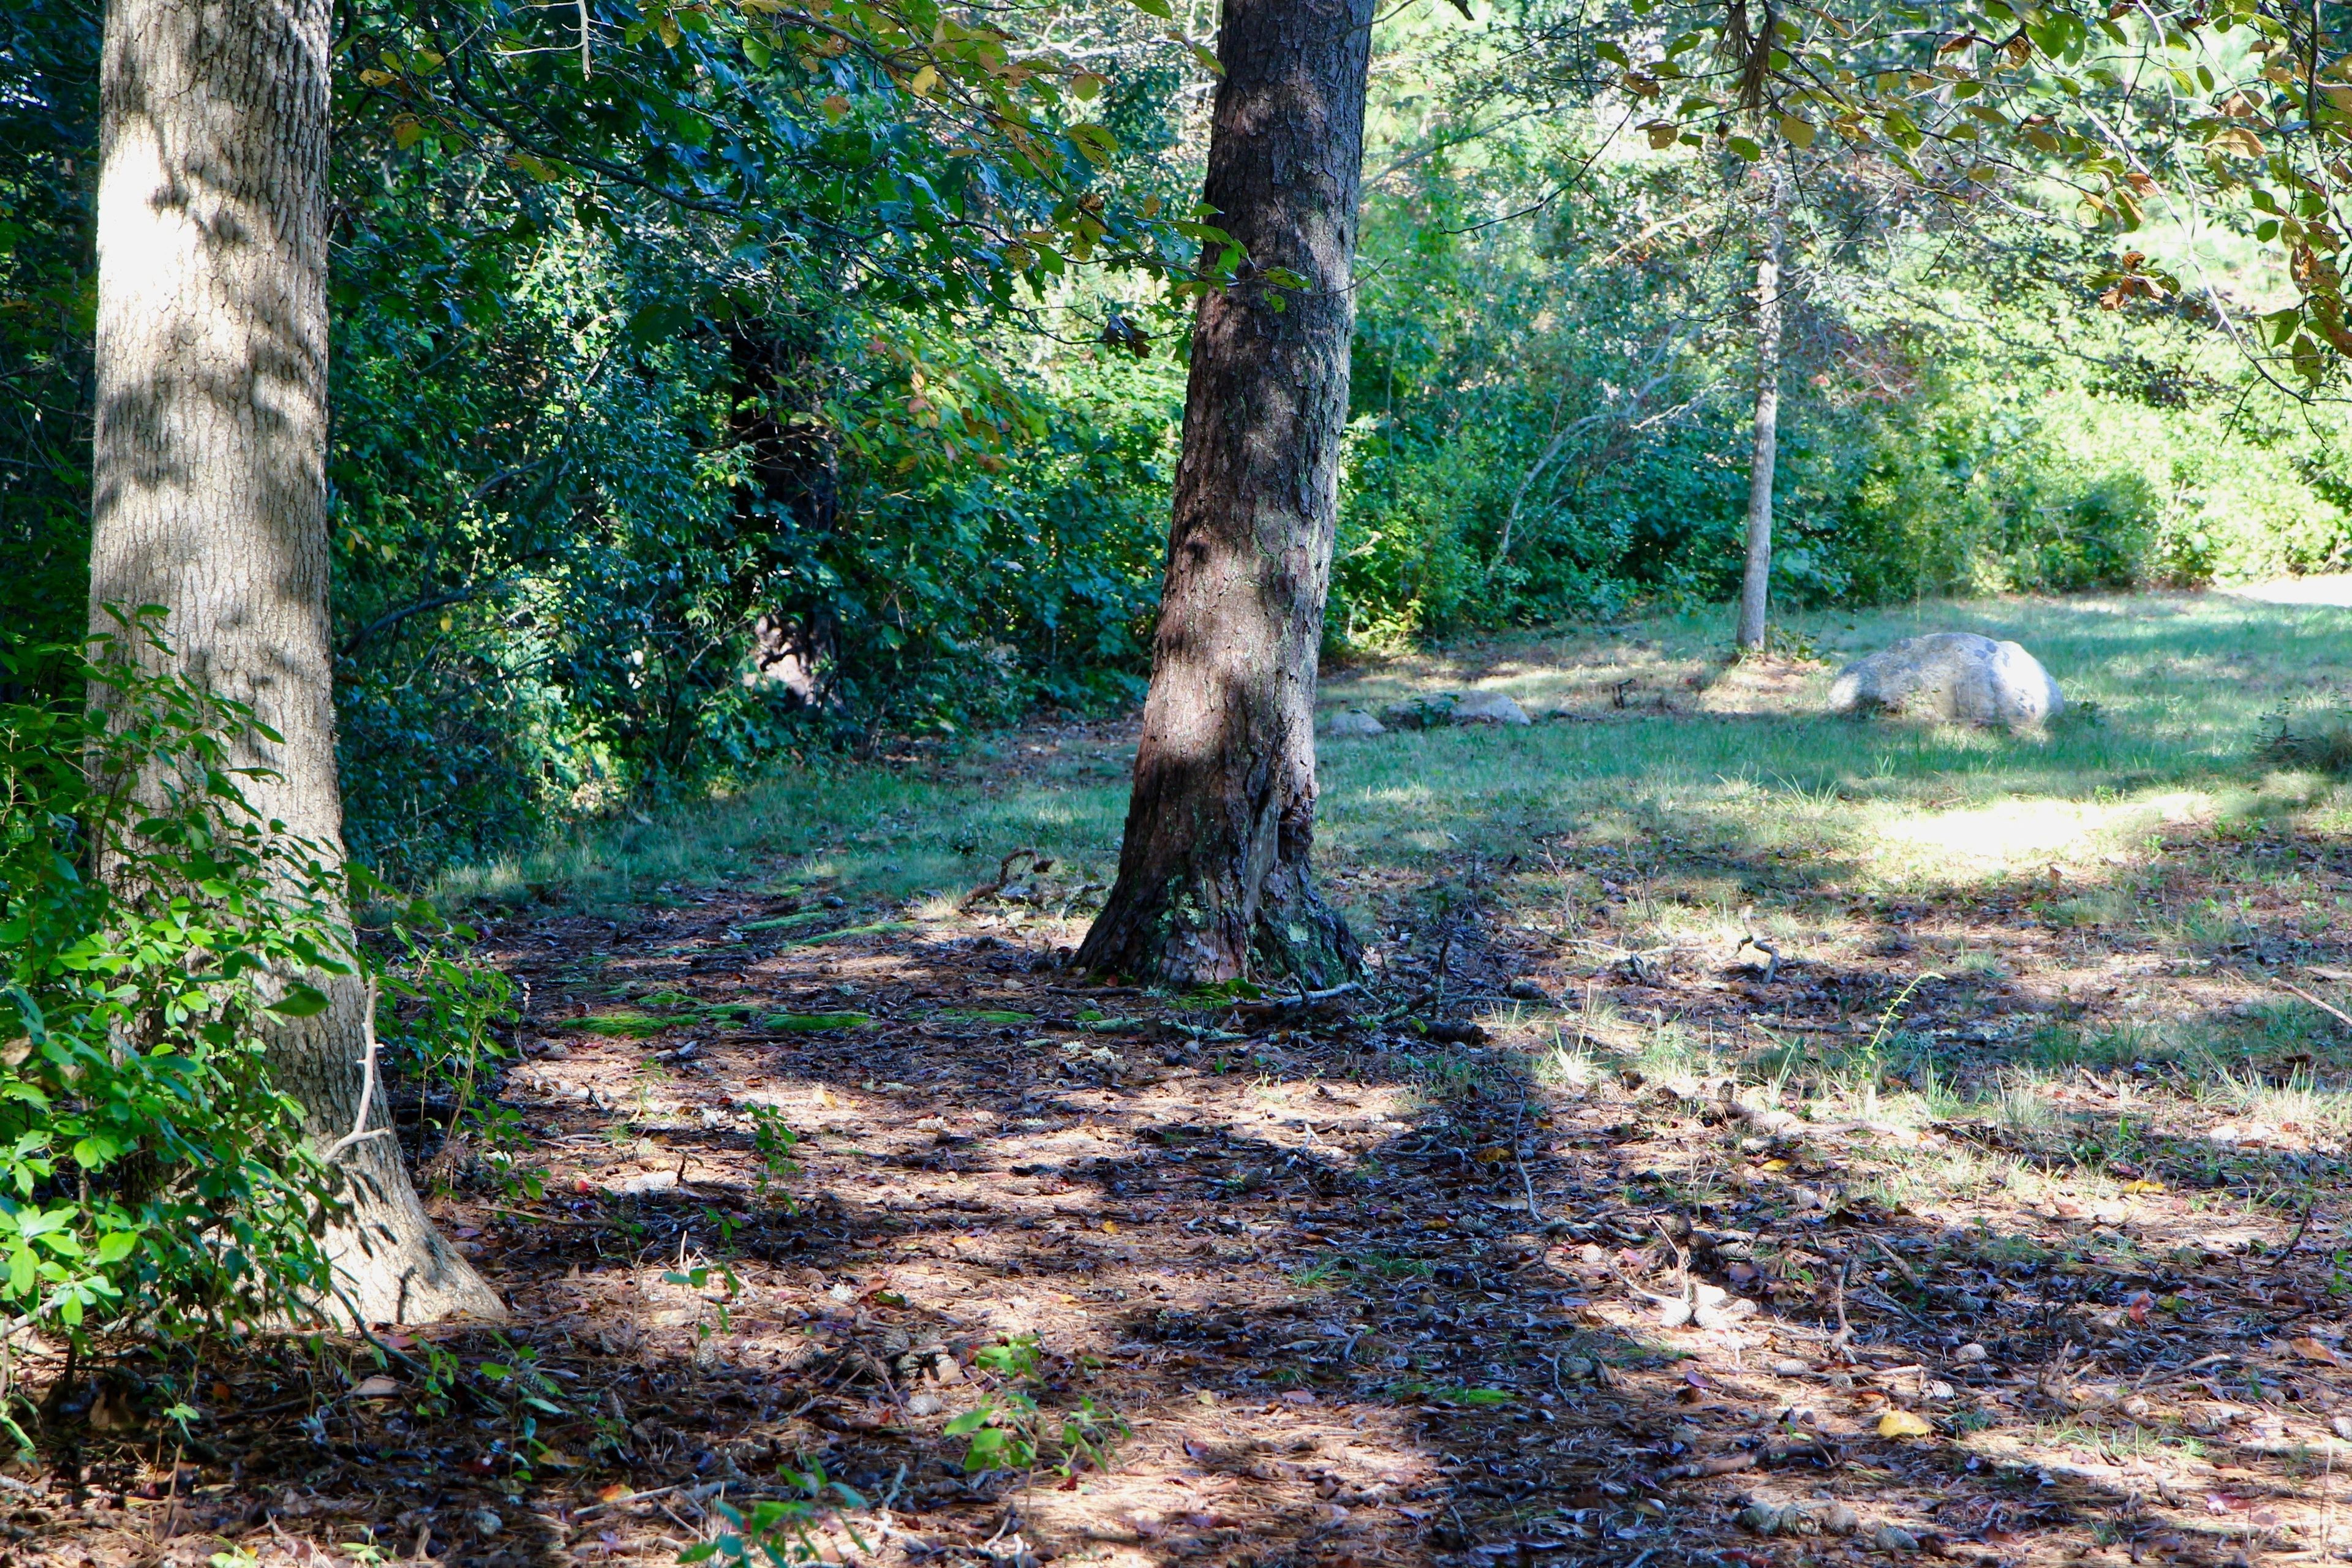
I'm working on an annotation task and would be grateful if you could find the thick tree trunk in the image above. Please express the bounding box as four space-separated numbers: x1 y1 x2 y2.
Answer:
92 0 502 1324
1075 0 1373 989
1734 159 1789 655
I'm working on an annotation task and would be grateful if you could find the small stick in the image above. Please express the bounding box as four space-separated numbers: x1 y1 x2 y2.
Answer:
1827 1259 1853 1361
2272 975 2352 1031
323 979 385 1163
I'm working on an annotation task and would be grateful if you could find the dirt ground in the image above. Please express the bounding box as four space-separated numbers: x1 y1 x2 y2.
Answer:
21 693 2352 1568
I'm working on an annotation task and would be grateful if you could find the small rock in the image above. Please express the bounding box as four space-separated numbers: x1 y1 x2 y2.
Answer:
1694 1298 1756 1330
1873 1525 1920 1553
1452 690 1532 726
538 1039 572 1060
907 1392 944 1417
611 1169 681 1194
1822 1504 1860 1537
1771 1358 1811 1377
1559 1356 1597 1380
1504 978 1552 1001
1379 695 1458 730
1953 1343 1988 1364
1324 709 1385 738
471 1510 504 1540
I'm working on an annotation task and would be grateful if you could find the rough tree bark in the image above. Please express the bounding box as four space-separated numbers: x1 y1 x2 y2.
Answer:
1075 0 1374 989
1734 157 1790 655
91 0 502 1324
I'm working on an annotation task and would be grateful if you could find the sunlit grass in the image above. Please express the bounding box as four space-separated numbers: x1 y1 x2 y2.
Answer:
434 589 2352 935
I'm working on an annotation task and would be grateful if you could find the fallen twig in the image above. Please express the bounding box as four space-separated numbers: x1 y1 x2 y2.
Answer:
2272 974 2352 1031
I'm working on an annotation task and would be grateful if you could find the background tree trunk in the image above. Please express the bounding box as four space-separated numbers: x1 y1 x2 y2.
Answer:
1075 0 1374 989
92 0 502 1324
1734 158 1789 655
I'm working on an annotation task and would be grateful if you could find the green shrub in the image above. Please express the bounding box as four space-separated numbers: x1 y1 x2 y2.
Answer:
0 617 346 1346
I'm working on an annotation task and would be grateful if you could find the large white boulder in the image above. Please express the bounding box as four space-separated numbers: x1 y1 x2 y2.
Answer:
1826 633 2062 729
1324 709 1385 738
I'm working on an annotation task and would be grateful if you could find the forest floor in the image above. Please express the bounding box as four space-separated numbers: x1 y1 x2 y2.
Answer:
33 589 2352 1568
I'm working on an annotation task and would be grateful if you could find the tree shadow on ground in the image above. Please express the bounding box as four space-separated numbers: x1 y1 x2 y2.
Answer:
28 771 2352 1568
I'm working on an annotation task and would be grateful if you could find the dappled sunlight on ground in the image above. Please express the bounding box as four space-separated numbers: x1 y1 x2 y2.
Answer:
37 589 2352 1568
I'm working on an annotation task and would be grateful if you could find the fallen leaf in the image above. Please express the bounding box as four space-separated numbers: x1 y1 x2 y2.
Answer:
1878 1410 1934 1439
350 1375 401 1399
2120 1178 2165 1194
2291 1336 2344 1367
597 1483 635 1504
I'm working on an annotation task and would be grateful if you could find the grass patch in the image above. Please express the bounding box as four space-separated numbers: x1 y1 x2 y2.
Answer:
439 591 2352 934
737 910 832 933
564 1010 673 1038
1388 1381 1515 1406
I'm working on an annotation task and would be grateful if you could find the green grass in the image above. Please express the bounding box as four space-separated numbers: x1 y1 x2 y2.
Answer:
433 590 2352 923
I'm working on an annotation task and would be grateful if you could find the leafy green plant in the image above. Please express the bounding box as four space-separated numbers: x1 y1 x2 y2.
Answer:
476 1338 570 1475
681 1464 868 1568
944 1333 1128 1483
368 897 526 1194
745 1106 802 1205
663 1262 745 1340
0 616 345 1340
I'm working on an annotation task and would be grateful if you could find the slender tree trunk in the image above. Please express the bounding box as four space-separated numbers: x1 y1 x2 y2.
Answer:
92 0 502 1324
1734 158 1789 655
1075 0 1373 989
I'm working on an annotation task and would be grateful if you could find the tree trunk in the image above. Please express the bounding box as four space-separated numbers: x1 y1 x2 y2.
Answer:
1074 0 1374 989
91 0 502 1324
1734 158 1789 655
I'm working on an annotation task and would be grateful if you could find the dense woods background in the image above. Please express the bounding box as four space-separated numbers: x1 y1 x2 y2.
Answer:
9 0 2351 884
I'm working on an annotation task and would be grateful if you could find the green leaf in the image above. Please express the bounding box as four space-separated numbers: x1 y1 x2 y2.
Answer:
269 984 331 1018
1129 0 1174 15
